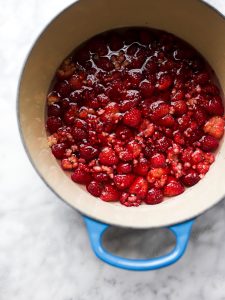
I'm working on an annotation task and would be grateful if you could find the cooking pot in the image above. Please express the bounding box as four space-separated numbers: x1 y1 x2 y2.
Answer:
17 0 225 271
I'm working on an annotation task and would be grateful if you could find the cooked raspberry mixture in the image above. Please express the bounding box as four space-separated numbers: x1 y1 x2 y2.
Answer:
46 28 225 207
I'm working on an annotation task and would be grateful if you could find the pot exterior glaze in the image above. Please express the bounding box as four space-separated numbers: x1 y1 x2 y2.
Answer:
18 0 225 229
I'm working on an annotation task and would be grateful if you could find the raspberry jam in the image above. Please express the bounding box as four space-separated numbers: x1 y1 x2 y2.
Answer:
46 28 225 207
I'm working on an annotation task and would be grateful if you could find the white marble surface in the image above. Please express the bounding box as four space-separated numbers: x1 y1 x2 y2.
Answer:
1 0 225 299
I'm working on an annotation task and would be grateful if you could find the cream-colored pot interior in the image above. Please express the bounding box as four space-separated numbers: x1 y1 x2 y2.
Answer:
18 0 225 228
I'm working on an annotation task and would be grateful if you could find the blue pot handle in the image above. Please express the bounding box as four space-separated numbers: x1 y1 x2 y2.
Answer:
83 216 195 271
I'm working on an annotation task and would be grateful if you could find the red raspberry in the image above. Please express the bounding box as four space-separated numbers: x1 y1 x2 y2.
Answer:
117 163 132 174
119 149 133 162
51 143 67 159
86 181 103 197
145 188 164 205
123 108 142 127
127 140 142 158
203 116 224 139
101 102 120 123
72 127 88 141
47 116 62 134
194 108 207 126
133 158 149 175
100 184 120 202
97 94 110 107
69 75 83 90
115 125 133 141
172 100 187 116
123 71 143 89
200 135 219 152
92 172 109 182
151 102 170 120
139 80 155 97
155 136 171 153
71 168 91 184
157 73 173 90
120 193 142 207
150 153 166 168
79 144 99 160
55 80 71 97
157 115 175 127
114 174 135 190
48 104 61 117
205 96 224 116
196 162 210 175
64 106 78 125
181 170 200 187
164 180 185 196
99 147 118 166
191 149 204 164
129 177 148 199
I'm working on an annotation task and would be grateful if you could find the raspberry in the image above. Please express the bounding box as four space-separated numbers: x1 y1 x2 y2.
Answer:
115 126 133 141
51 143 67 159
92 172 109 182
200 135 219 152
48 104 61 117
79 144 99 160
204 116 225 139
205 96 224 116
123 108 142 127
181 170 200 187
139 80 154 97
119 149 133 162
99 147 118 166
114 174 135 190
150 153 166 168
71 168 92 184
157 115 175 127
129 177 148 199
64 106 78 125
196 162 210 175
100 184 120 202
117 163 132 174
72 127 88 141
120 193 142 207
47 116 62 134
157 74 173 90
192 149 204 164
86 181 103 197
147 167 168 188
155 136 171 153
164 180 185 196
172 100 187 116
151 102 170 120
145 188 164 205
61 155 78 170
127 140 142 158
194 108 207 126
55 80 71 97
69 75 83 90
133 158 149 175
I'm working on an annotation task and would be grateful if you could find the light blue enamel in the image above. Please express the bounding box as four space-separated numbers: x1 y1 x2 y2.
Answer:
83 216 195 271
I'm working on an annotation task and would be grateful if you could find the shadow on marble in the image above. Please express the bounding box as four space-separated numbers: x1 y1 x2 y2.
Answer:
102 198 225 260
